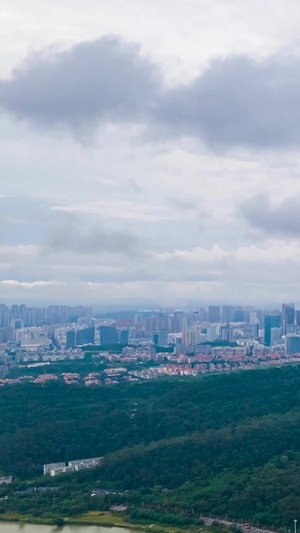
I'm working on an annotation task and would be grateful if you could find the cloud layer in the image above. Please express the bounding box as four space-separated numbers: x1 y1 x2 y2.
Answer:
0 37 160 129
157 55 300 148
241 194 300 236
1 37 300 148
2 17 300 308
46 212 139 255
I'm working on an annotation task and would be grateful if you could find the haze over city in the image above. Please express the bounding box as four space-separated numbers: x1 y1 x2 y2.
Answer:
2 1 300 306
2 301 300 387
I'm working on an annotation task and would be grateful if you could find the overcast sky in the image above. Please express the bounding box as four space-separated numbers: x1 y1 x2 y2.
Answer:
1 0 300 308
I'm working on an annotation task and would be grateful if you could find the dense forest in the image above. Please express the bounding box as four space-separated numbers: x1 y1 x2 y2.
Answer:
2 366 300 525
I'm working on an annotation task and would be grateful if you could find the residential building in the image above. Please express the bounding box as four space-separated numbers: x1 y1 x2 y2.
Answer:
282 303 295 335
264 315 281 346
76 327 95 346
286 334 300 354
208 306 220 323
99 326 118 345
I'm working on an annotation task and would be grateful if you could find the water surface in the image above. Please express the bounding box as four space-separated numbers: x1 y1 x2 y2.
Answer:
0 523 135 533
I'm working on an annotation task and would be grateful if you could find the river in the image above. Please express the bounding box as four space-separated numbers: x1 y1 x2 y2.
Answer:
0 524 135 533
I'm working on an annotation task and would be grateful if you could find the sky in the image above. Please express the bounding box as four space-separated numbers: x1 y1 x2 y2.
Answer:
1 0 300 308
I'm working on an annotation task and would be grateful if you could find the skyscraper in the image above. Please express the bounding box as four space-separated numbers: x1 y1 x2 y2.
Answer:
222 306 234 323
264 315 281 346
209 306 220 323
76 327 95 346
282 303 295 335
66 330 76 349
233 308 244 322
252 320 259 338
99 325 118 345
270 327 281 347
119 330 129 345
286 334 300 354
158 329 168 346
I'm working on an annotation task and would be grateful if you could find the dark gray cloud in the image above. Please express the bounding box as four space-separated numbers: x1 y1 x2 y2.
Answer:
156 55 300 148
2 37 300 148
241 193 300 236
46 212 140 255
0 37 160 129
0 197 140 254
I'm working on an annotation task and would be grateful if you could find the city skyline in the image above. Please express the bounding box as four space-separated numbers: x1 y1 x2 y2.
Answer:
2 301 300 375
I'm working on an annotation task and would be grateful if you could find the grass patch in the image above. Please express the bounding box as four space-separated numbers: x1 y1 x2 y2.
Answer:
69 512 209 533
0 510 233 533
69 511 139 527
0 511 54 525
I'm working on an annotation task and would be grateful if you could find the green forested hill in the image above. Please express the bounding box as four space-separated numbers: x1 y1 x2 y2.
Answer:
2 366 300 525
0 366 297 476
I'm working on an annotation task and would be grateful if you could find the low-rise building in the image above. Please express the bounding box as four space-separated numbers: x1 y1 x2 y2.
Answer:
68 457 102 468
43 462 65 475
43 457 103 476
110 505 127 512
0 476 12 485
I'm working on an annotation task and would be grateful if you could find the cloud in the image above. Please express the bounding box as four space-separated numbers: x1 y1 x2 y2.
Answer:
0 280 60 288
2 36 300 149
241 193 300 236
3 238 300 305
156 55 300 148
46 213 139 255
0 278 224 306
52 199 198 222
153 241 300 265
0 37 160 130
0 198 141 256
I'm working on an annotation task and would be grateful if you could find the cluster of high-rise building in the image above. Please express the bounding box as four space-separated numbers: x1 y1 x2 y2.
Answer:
0 304 92 347
1 302 300 355
0 304 92 328
264 303 300 353
0 304 92 343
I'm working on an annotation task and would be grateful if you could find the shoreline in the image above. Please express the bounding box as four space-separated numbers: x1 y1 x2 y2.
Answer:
0 512 176 531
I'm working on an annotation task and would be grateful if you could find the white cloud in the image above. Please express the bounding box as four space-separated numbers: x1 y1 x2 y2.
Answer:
154 241 300 265
52 199 198 222
2 0 300 83
0 280 61 288
0 245 39 256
